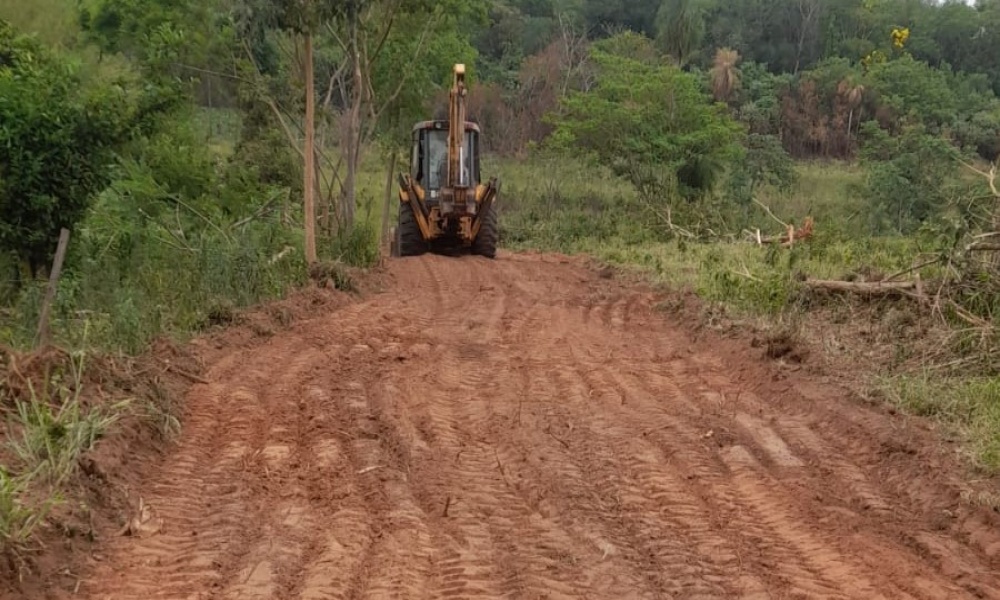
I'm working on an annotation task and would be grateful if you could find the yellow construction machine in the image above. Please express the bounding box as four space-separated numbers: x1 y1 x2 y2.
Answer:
392 64 501 258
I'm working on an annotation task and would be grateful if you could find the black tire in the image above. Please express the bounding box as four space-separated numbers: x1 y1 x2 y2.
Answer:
397 201 428 256
471 203 499 259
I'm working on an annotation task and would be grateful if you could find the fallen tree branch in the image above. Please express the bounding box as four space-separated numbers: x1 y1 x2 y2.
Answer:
756 217 814 247
955 156 999 199
161 362 210 385
947 300 993 329
231 188 287 230
635 197 695 238
965 242 1000 253
804 278 916 296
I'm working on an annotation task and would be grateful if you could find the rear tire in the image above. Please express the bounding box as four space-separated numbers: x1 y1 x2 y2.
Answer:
471 203 498 259
397 201 428 256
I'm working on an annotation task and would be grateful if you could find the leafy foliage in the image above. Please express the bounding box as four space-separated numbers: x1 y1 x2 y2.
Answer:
858 121 960 234
725 133 797 215
548 32 742 205
0 21 135 276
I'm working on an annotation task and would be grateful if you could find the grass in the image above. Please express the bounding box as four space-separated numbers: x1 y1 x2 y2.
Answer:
0 106 364 558
0 343 127 557
0 217 312 354
0 0 80 48
493 153 927 313
0 107 386 354
0 120 396 564
881 374 1000 473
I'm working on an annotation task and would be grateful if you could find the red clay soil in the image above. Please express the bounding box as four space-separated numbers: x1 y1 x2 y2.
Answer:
15 251 1000 599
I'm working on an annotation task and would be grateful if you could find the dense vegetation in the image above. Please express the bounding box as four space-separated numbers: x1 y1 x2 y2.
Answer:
2 0 1000 558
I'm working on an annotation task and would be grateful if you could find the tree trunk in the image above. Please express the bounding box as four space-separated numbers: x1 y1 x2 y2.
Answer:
342 9 363 232
304 31 318 264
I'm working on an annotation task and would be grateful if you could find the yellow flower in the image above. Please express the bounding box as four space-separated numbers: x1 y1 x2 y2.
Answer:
891 27 910 49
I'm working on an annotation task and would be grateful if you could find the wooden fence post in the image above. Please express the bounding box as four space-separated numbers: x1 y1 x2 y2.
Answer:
35 228 71 348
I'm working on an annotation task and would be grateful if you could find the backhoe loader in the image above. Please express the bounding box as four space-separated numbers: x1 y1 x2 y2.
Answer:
392 64 501 258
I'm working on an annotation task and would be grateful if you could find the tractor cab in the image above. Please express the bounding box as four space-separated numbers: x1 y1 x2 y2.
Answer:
410 120 482 203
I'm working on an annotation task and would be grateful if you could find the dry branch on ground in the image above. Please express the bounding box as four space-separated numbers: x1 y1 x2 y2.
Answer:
744 198 814 247
756 216 815 246
804 278 916 296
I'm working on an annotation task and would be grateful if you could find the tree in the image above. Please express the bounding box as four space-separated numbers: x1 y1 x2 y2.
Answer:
326 0 484 231
548 32 742 213
655 0 707 67
866 53 958 132
859 121 958 234
235 0 341 264
726 133 797 220
709 47 741 103
79 0 232 84
577 0 662 38
0 21 134 279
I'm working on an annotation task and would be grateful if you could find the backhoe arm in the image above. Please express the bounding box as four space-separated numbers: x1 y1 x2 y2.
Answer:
448 64 468 189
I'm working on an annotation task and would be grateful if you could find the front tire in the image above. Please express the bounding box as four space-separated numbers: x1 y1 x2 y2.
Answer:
397 201 428 256
471 203 498 259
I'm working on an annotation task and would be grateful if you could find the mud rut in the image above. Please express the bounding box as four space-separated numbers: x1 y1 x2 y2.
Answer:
80 253 999 599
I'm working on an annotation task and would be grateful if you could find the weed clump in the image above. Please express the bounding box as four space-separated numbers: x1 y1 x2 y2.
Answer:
0 346 126 560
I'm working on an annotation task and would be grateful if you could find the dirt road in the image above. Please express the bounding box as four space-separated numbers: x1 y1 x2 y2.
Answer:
77 252 1000 599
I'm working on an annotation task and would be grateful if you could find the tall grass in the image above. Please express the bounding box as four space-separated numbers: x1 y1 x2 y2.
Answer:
492 153 922 314
0 107 393 354
882 374 1000 472
0 210 310 354
0 343 125 556
0 0 80 47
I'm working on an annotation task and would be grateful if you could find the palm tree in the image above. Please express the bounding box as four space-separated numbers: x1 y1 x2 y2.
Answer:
655 0 706 68
837 78 865 139
709 47 741 104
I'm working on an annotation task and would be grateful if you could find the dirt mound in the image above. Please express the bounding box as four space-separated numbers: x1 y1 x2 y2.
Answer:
0 345 74 405
8 252 1000 599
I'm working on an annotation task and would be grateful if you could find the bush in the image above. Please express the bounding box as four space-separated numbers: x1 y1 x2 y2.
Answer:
0 20 135 277
546 31 743 210
859 122 960 234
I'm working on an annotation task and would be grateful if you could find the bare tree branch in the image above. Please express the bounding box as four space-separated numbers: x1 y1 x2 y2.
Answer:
956 156 999 199
363 9 441 143
752 197 790 228
241 40 306 160
365 0 400 68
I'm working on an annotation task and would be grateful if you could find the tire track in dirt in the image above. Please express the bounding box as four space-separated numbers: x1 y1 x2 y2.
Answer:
495 296 740 597
79 356 287 597
541 340 748 597
635 369 955 597
530 366 719 598
598 324 984 599
74 252 1000 600
443 373 591 600
685 368 1000 598
401 269 595 600
560 299 964 600
218 347 334 600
